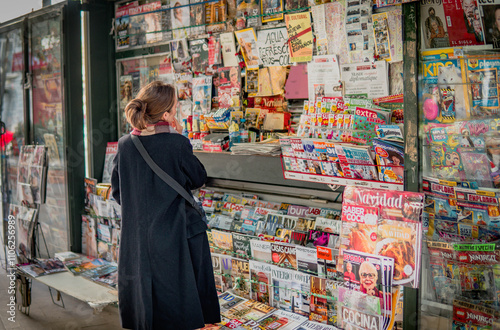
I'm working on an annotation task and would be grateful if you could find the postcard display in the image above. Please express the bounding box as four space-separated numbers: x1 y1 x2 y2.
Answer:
419 45 500 327
11 146 49 265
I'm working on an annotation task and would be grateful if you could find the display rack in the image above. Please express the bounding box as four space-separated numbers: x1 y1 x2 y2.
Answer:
282 171 404 191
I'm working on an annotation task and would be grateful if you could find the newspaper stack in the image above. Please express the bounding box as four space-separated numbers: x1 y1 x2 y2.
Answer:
230 141 282 156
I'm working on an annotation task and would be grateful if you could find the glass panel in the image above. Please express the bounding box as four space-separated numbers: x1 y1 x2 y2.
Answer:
30 16 69 256
0 28 24 241
116 49 173 136
419 49 500 329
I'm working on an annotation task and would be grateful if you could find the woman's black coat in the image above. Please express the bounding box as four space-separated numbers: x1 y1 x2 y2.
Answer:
111 133 220 329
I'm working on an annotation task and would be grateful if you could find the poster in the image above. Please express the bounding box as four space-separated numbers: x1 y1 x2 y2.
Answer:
443 0 485 47
311 4 327 40
192 76 213 113
372 12 391 62
208 35 222 66
307 55 342 103
340 61 389 98
235 28 261 69
220 32 239 67
261 0 284 23
285 12 314 63
420 1 450 49
345 0 374 63
387 7 403 62
257 28 291 67
325 2 349 65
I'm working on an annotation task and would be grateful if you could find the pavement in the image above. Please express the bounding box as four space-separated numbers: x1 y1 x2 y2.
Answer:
0 258 122 330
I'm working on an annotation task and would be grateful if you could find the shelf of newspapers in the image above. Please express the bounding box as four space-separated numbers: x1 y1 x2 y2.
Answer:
283 171 404 191
19 270 118 312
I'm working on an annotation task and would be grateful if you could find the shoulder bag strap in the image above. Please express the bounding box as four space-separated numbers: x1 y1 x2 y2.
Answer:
130 134 202 216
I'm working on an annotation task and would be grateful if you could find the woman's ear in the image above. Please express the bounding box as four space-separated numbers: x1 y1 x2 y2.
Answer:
162 111 174 123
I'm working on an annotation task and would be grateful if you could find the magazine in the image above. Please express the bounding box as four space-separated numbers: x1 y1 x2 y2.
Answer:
235 28 260 70
219 292 248 315
250 239 272 263
254 309 308 329
296 246 319 275
212 229 234 254
101 142 118 183
218 66 242 108
372 139 404 183
271 242 297 270
171 38 191 73
443 0 485 47
192 76 212 113
317 246 338 280
220 32 239 67
249 260 273 304
291 270 311 317
314 217 341 235
335 144 377 181
221 255 234 292
452 299 498 329
233 233 253 259
190 39 209 73
232 258 251 298
270 265 295 311
211 253 224 293
190 0 206 37
309 275 328 323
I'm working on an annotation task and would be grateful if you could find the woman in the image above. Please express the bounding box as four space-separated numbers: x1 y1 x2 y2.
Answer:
111 81 220 329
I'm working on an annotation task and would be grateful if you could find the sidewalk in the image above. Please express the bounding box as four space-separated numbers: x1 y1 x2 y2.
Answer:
0 260 122 330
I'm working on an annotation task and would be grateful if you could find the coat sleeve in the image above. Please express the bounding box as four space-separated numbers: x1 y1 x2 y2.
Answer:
180 138 207 190
111 147 121 205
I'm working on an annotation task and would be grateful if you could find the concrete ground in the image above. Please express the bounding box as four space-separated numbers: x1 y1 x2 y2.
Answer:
0 259 122 330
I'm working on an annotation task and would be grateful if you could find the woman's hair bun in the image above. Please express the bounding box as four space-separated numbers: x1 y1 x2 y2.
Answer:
125 98 149 130
127 98 147 114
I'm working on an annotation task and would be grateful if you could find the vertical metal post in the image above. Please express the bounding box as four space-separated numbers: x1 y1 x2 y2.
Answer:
403 2 420 330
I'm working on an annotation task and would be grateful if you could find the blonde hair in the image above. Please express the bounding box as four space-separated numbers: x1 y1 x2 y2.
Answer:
124 81 176 130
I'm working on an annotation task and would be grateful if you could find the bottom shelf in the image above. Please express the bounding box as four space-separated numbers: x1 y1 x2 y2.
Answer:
283 171 404 191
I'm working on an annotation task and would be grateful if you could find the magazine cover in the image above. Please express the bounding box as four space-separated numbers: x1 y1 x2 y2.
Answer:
101 142 118 183
250 239 272 262
171 38 191 73
232 258 251 298
189 39 209 73
261 0 284 22
465 57 500 118
220 32 239 67
480 0 500 48
296 246 319 275
377 220 422 288
306 230 338 249
233 232 253 258
460 148 494 188
218 66 242 108
373 139 404 183
144 2 162 44
129 6 146 47
452 299 498 329
337 144 378 181
192 76 213 113
255 309 308 329
314 217 341 235
249 260 273 304
116 13 130 50
342 186 425 223
270 265 295 311
309 276 328 323
221 255 234 291
291 270 311 317
190 0 206 37
82 215 98 258
219 291 248 315
208 35 222 66
246 69 259 96
237 0 261 27
443 0 485 47
171 0 190 38
205 0 227 33
420 1 450 49
161 2 173 42
317 246 338 280
235 28 260 70
271 242 297 269
211 229 234 254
